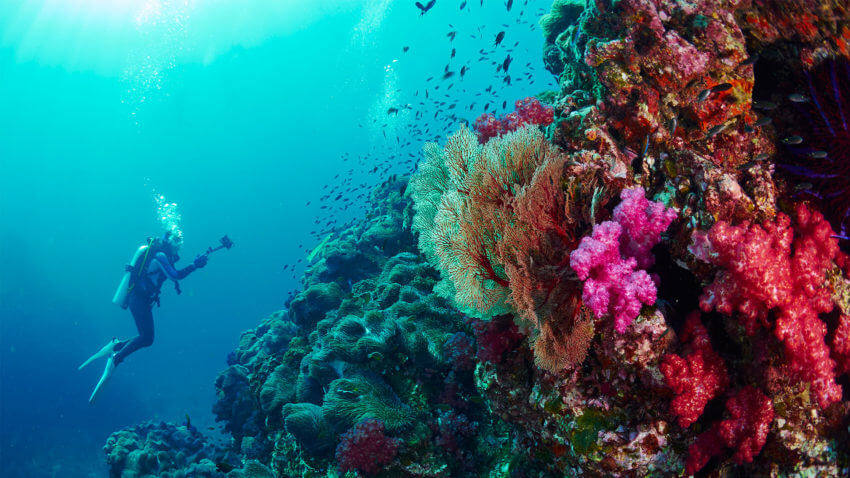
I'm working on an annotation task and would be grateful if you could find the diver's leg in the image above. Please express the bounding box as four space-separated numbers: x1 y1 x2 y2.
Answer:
78 338 122 370
113 294 155 364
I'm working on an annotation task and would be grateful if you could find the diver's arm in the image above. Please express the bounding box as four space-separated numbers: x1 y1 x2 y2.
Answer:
153 252 197 280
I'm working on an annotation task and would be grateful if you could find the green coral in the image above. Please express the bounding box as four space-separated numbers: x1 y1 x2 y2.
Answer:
322 376 414 433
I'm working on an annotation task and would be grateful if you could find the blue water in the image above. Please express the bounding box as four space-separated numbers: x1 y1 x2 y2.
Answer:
0 1 555 476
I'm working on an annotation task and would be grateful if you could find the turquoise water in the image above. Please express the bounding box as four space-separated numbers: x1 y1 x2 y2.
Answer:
0 1 555 476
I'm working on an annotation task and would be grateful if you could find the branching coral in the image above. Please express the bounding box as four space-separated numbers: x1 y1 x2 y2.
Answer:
696 203 843 407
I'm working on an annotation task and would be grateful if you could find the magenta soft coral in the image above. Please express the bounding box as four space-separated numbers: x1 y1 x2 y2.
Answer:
473 97 553 143
661 312 729 428
697 203 842 407
570 187 676 333
335 419 399 476
685 386 774 475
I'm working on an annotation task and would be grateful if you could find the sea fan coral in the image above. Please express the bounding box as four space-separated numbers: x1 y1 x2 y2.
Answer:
409 124 621 371
334 419 399 476
781 59 850 239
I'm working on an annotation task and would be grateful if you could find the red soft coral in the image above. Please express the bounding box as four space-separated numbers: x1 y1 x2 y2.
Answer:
661 312 729 428
697 203 842 407
474 97 554 143
832 314 850 375
685 387 774 475
335 419 399 476
471 315 524 364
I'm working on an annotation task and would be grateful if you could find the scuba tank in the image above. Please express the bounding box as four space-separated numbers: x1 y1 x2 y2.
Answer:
112 239 153 309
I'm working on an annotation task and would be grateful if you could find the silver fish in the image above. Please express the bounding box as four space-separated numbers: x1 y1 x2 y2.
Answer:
807 150 828 159
788 93 808 103
752 100 777 110
706 123 727 138
753 116 772 127
782 135 804 145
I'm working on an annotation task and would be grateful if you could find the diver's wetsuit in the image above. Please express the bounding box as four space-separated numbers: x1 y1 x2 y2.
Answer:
113 252 199 364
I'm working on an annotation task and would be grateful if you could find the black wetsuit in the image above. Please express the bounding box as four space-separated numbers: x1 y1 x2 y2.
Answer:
113 251 198 364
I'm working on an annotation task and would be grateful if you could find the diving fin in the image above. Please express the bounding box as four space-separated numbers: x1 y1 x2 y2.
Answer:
89 354 117 404
79 338 120 370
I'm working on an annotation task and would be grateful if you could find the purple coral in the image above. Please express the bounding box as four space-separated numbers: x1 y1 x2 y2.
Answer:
570 188 675 333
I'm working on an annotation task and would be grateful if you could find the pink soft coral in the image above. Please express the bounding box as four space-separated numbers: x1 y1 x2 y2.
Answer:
570 187 675 333
473 97 554 143
661 312 729 428
613 187 678 269
697 203 842 407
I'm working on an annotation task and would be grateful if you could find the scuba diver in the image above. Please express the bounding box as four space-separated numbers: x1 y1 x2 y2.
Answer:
80 232 232 403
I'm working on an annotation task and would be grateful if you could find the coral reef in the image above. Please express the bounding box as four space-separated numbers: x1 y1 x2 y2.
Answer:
103 421 236 478
105 1 850 477
203 177 515 477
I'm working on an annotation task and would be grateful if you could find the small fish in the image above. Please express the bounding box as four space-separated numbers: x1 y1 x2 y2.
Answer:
697 89 712 102
415 0 436 15
753 152 770 161
451 48 456 59
788 93 808 103
794 182 814 191
782 135 804 145
667 115 678 135
387 107 399 115
807 150 828 158
460 66 468 77
752 100 777 110
403 46 409 52
447 30 457 41
502 55 512 72
506 0 513 11
711 82 733 93
460 1 467 9
494 31 505 46
705 123 727 138
753 116 772 127
442 70 455 79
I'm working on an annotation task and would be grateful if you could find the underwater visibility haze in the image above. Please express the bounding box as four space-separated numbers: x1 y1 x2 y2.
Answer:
2 0 850 477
